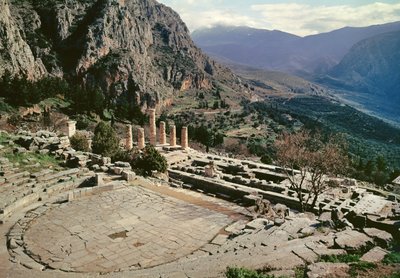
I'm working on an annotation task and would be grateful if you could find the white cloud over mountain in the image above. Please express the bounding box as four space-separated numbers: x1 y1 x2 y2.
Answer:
159 1 400 36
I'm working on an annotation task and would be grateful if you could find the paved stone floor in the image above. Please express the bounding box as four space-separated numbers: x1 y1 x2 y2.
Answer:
23 186 233 273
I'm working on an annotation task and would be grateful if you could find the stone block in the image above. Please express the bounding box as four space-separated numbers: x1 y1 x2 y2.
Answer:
38 149 49 155
90 164 100 171
13 147 27 154
122 171 135 182
101 157 111 166
95 174 104 186
111 167 123 175
115 161 131 169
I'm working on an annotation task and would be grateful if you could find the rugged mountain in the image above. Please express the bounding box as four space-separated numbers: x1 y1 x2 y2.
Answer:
0 0 236 109
191 26 299 69
192 22 400 76
320 30 400 124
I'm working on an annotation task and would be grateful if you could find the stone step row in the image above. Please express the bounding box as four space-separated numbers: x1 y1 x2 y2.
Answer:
0 170 83 208
36 168 80 182
0 175 92 223
0 181 37 208
0 176 33 192
168 169 300 209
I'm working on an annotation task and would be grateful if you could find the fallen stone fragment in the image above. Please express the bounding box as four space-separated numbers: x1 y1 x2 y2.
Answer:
245 218 268 230
299 227 315 237
13 147 27 154
274 217 285 226
334 230 373 251
361 247 388 263
307 262 349 278
363 228 393 248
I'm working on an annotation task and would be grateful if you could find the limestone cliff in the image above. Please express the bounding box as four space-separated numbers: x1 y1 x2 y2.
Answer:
0 0 235 108
0 0 46 79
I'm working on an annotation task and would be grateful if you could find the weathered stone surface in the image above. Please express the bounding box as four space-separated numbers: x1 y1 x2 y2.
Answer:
334 230 373 251
307 262 350 278
361 247 388 263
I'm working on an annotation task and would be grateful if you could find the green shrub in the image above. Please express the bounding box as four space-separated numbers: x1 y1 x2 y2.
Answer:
384 273 400 278
383 251 400 265
7 114 22 126
92 121 119 157
225 267 274 278
349 261 377 277
260 154 272 164
75 115 91 130
70 132 90 152
112 149 136 163
133 145 167 176
320 254 360 263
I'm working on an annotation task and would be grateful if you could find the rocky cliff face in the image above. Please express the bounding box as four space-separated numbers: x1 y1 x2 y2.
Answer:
0 0 232 109
0 0 46 79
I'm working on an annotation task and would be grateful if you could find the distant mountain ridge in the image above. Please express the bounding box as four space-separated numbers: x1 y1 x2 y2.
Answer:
318 30 400 124
192 22 400 76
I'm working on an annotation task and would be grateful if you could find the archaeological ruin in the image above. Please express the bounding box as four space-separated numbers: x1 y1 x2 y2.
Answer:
0 108 399 277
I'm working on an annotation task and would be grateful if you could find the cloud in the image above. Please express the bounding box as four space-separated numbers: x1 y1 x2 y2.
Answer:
177 10 263 31
251 2 400 36
159 1 400 36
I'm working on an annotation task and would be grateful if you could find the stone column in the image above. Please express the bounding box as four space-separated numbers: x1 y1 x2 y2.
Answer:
181 126 188 149
148 109 156 146
159 121 166 145
125 124 132 151
170 125 176 147
137 128 145 150
67 120 76 137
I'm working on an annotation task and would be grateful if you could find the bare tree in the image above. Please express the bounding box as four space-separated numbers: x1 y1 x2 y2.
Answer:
275 130 348 212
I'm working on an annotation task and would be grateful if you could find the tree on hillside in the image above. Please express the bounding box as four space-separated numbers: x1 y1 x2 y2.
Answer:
92 121 119 157
275 130 348 212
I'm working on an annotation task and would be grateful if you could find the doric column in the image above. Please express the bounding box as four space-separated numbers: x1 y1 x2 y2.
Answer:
125 124 132 150
137 128 145 150
148 109 156 146
170 125 176 147
159 121 166 145
181 126 188 149
67 121 76 137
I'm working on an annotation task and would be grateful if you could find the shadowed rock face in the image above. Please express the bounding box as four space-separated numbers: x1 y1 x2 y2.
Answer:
1 0 232 108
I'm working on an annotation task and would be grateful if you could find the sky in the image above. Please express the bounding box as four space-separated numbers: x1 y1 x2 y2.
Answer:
158 0 400 36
